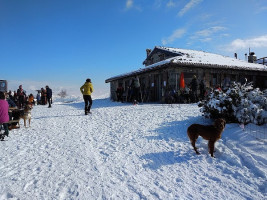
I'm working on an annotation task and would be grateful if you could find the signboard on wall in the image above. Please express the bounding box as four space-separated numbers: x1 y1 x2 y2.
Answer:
0 80 7 92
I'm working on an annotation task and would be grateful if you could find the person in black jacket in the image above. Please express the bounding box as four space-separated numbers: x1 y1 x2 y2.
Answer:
17 85 26 109
190 75 198 103
116 83 124 102
46 85 52 108
199 80 205 100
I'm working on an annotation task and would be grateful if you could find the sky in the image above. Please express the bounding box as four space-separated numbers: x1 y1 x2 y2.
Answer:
0 0 267 96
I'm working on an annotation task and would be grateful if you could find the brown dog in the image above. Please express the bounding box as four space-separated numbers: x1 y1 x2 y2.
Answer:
187 118 226 157
20 104 32 127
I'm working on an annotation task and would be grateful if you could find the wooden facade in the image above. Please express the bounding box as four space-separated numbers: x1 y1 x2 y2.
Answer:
106 47 267 103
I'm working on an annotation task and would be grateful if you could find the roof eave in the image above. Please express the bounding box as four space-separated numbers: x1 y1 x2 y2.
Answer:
105 62 267 83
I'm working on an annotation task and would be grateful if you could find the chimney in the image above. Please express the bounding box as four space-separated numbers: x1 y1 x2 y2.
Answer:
248 52 257 63
146 49 151 57
234 53 237 59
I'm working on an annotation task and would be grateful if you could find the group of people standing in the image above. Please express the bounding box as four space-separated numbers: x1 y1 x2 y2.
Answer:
1 78 94 140
8 85 53 109
115 75 208 104
7 85 35 109
187 75 206 103
0 84 54 138
165 75 208 104
0 87 29 138
165 75 223 104
115 76 141 104
36 86 53 108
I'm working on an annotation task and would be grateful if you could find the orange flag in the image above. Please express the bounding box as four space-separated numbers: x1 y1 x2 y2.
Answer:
180 72 185 89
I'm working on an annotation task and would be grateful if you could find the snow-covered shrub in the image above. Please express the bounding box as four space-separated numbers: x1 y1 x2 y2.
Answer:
199 82 267 125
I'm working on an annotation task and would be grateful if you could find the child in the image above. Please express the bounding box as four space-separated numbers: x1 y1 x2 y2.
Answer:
0 91 10 137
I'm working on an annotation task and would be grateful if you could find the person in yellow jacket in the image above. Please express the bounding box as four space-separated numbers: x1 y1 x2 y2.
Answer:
80 78 94 115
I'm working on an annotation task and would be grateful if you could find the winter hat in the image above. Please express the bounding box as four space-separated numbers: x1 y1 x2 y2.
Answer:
86 78 91 82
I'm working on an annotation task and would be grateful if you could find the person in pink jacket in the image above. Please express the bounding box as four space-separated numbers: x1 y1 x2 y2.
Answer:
0 91 10 137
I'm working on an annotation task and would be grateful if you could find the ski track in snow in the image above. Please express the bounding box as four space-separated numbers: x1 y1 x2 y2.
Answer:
0 98 266 200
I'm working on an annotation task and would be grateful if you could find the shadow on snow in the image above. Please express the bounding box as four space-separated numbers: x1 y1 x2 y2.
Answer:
141 116 213 170
63 99 215 169
66 98 141 110
66 98 165 110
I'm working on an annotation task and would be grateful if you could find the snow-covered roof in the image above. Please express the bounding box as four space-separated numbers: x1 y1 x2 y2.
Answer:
106 46 267 83
155 46 267 70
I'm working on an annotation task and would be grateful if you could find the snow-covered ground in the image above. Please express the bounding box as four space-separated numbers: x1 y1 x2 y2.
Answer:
0 98 266 200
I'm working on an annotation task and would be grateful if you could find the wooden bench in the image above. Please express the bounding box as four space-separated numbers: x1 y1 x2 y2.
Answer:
8 119 20 124
0 120 21 130
1 120 19 125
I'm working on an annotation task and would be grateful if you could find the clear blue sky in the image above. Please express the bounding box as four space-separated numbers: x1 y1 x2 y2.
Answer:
1 0 267 96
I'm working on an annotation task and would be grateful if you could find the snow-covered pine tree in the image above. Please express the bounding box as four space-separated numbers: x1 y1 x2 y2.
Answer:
199 82 267 125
